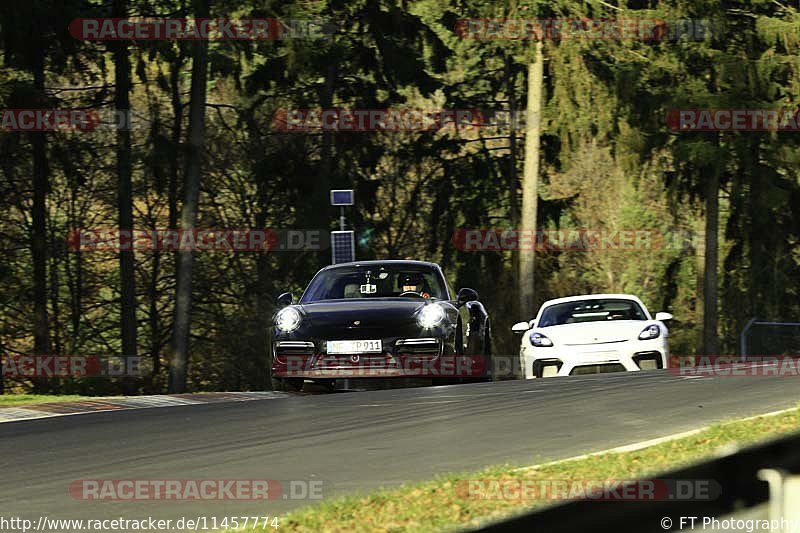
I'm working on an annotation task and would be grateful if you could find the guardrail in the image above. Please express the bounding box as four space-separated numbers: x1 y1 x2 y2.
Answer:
476 429 800 532
740 318 800 358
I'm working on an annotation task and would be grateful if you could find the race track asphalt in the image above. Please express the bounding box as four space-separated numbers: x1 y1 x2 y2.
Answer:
2 369 799 529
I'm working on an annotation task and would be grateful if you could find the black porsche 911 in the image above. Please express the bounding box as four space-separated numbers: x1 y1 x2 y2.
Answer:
270 260 492 391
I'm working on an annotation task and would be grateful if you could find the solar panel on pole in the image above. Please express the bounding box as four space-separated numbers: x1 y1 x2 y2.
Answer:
330 190 354 206
331 231 355 264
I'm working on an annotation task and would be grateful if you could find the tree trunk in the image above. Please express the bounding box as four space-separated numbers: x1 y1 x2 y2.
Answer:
113 0 137 386
694 215 705 354
0 337 5 395
518 41 544 319
67 186 82 344
151 46 184 390
702 170 719 356
256 219 272 390
169 54 184 231
31 50 50 371
48 241 62 357
148 250 162 391
505 52 520 324
313 61 336 262
168 0 209 393
505 52 519 229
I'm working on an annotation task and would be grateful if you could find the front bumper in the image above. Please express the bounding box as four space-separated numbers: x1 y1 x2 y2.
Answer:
521 339 668 378
271 337 486 379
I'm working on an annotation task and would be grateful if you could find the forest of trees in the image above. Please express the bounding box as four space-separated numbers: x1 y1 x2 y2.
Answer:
1 0 799 394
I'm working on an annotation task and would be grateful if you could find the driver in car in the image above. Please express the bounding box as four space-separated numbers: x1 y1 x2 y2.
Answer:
399 273 430 299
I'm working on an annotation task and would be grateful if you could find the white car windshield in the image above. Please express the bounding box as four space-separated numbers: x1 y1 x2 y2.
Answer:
538 299 647 327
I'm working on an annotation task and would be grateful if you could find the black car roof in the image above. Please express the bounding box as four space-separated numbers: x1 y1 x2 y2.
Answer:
319 260 441 271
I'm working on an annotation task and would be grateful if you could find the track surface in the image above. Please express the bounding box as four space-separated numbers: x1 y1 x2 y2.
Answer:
3 370 800 527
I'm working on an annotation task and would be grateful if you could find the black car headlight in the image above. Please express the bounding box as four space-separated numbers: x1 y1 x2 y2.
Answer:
638 324 661 340
417 303 446 329
529 332 553 347
275 307 302 332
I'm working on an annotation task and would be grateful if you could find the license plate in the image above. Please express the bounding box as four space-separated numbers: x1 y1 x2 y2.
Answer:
327 340 382 354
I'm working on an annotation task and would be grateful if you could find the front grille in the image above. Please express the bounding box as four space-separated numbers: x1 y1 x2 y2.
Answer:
569 363 627 376
274 341 315 364
395 338 441 356
274 341 315 355
314 353 393 368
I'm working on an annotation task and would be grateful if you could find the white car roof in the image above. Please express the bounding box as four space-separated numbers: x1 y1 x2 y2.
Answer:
538 294 650 313
540 293 644 306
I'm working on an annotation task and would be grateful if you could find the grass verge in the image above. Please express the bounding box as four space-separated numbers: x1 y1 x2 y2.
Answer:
248 407 800 532
0 394 96 407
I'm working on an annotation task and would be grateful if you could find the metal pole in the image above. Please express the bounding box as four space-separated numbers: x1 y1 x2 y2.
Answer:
740 317 756 360
340 204 346 392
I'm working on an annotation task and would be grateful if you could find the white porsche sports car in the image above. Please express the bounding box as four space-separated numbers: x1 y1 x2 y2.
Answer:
512 294 672 378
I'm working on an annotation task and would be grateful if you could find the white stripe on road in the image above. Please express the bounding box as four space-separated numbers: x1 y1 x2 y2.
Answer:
0 408 60 422
0 392 288 424
514 406 798 472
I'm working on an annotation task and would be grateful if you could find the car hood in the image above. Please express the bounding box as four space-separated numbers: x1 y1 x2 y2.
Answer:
297 299 443 332
537 321 652 345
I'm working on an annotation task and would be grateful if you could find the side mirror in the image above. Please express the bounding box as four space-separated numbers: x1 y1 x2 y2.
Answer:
655 312 673 321
456 287 478 305
277 292 294 307
512 321 530 333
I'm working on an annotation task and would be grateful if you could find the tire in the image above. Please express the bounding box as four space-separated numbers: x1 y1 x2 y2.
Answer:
442 320 465 385
482 321 495 381
455 320 464 355
309 379 337 393
271 377 303 392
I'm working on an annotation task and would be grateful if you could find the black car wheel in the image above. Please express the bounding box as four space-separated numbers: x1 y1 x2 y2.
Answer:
271 377 304 392
482 321 496 381
309 379 337 393
455 320 464 355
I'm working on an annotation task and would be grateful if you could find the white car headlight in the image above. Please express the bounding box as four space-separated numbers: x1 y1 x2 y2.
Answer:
638 324 661 340
275 307 302 332
529 332 553 347
417 304 445 329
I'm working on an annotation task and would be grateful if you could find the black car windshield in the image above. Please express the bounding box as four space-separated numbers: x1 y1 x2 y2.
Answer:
538 299 647 327
300 265 447 302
